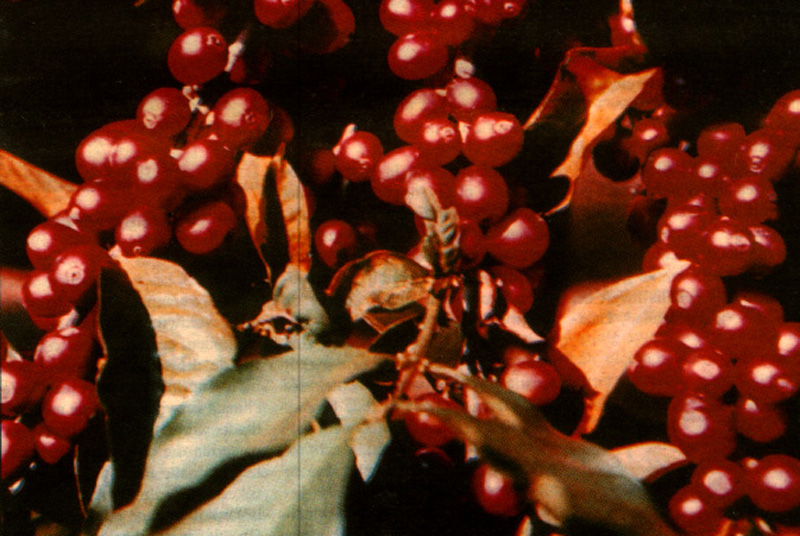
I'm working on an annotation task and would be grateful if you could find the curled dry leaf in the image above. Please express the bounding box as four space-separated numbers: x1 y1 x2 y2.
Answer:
273 152 312 271
111 250 236 430
611 442 688 482
476 270 545 345
551 260 690 434
0 149 77 217
235 153 273 277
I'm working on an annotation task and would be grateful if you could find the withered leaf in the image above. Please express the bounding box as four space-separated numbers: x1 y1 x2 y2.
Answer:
611 442 688 482
273 152 312 271
0 149 77 217
551 260 690 434
235 153 273 278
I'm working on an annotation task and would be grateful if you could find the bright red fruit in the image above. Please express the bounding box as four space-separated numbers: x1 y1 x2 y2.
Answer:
735 397 788 443
115 207 173 257
667 266 726 324
210 88 271 150
167 27 228 85
628 338 687 397
445 77 497 122
67 180 131 232
51 244 110 304
709 302 780 362
746 455 800 512
26 220 93 271
471 464 522 517
175 201 237 254
172 0 227 29
22 271 73 319
430 0 475 45
178 138 236 191
33 423 72 464
254 0 315 28
42 379 100 438
403 393 461 447
697 217 755 276
485 208 549 268
691 460 745 509
668 485 726 535
453 165 509 224
34 326 94 383
501 359 561 405
1 360 46 416
394 88 448 143
387 32 448 81
718 175 777 224
735 355 799 404
314 220 358 268
679 348 734 398
490 265 533 313
1 421 35 481
332 129 384 182
412 116 461 166
372 145 423 205
136 87 193 139
667 394 736 462
379 0 433 36
641 148 694 198
462 112 524 168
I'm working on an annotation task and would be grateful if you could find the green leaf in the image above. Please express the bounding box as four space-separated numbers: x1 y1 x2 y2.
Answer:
97 268 164 509
155 426 353 536
97 340 386 536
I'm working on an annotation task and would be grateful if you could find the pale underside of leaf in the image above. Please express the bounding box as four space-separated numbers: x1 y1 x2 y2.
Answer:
236 153 273 279
0 149 77 217
553 260 690 434
273 153 312 271
82 462 115 536
111 251 237 430
97 340 386 536
611 442 688 481
156 426 353 536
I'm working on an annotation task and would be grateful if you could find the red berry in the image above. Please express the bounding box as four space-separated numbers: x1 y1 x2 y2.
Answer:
387 32 449 81
403 393 460 447
128 149 185 209
115 207 172 257
765 90 800 147
403 165 457 209
777 322 800 371
690 156 728 198
471 464 522 517
42 379 100 438
32 423 72 465
210 88 271 150
22 271 73 318
136 87 193 139
697 217 755 277
735 355 799 404
453 165 509 224
679 347 734 399
430 0 475 45
656 204 713 259
332 128 384 182
623 118 670 161
667 266 726 324
668 485 726 535
172 0 227 29
656 322 712 351
458 220 487 267
501 359 561 405
641 242 680 272
175 201 237 255
412 116 461 166
749 224 787 269
691 460 746 509
490 265 533 313
254 0 314 28
177 138 236 191
379 0 433 36
67 180 131 232
445 77 497 122
641 148 695 198
746 455 800 513
75 127 117 182
34 327 94 383
314 219 358 268
1 421 35 481
167 27 228 85
394 88 448 143
733 291 784 325
696 122 746 163
709 302 779 362
462 112 524 168
51 244 110 304
718 175 777 225
372 145 424 205
735 128 795 182
26 220 93 271
485 208 549 268
1 360 46 416
667 393 736 462
304 147 338 187
735 397 788 443
107 130 157 184
463 0 505 25
627 338 688 397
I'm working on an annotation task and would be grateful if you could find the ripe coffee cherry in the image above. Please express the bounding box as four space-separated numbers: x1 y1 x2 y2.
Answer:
667 394 736 462
430 0 475 45
106 130 158 183
501 359 561 405
75 127 117 182
1 360 46 416
394 89 448 143
691 460 745 509
178 138 236 191
175 201 237 255
641 242 680 272
34 327 94 383
403 393 460 447
136 88 192 139
167 27 228 85
766 90 800 144
26 220 92 271
679 348 734 399
735 128 795 182
404 166 457 209
690 157 728 198
656 322 712 351
453 165 509 224
332 129 384 182
372 145 424 205
746 455 800 512
627 338 687 397
379 0 433 36
734 291 784 325
51 244 109 303
668 266 726 324
462 112 524 168
172 0 227 29
254 0 314 28
668 485 726 535
623 118 670 161
697 217 755 277
490 265 533 312
1 420 35 481
314 220 357 268
115 208 172 257
718 175 777 225
641 148 694 198
709 302 779 362
458 220 487 266
129 150 184 209
749 224 787 269
697 122 746 163
22 271 72 318
412 116 461 166
777 322 800 371
42 379 100 438
32 423 72 465
471 464 522 517
67 180 130 231
463 0 505 25
210 88 271 150
445 77 497 122
735 355 799 404
735 397 788 443
656 204 712 259
485 208 549 269
387 32 448 81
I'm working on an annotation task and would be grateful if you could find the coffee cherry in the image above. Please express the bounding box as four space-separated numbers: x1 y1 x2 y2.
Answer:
463 0 505 25
51 244 109 304
388 32 448 81
735 397 788 443
667 393 736 462
746 455 800 513
691 460 746 509
254 0 314 28
167 27 228 85
472 464 522 517
641 148 694 198
26 220 93 271
628 338 687 397
642 242 680 272
490 265 533 313
697 217 755 277
656 322 712 351
668 485 726 535
332 129 384 182
403 393 460 447
718 175 777 225
394 88 448 143
501 359 561 405
404 165 457 209
656 204 712 259
136 87 193 139
709 302 779 362
372 145 424 205
129 150 185 209
696 122 746 164
32 423 72 465
668 266 726 325
115 207 172 257
314 220 357 268
623 118 670 161
749 224 787 269
735 128 795 182
690 157 728 198
67 180 131 232
462 112 524 168
34 327 94 383
430 0 475 45
458 220 487 267
777 322 800 371
412 116 461 166
679 347 734 399
445 77 497 122
485 208 549 269
209 88 271 150
106 129 157 184
42 379 100 438
1 420 34 481
735 355 799 404
175 201 237 255
178 138 236 191
379 0 433 36
172 0 227 29
453 165 509 224
734 291 784 325
22 271 73 318
1 360 46 416
75 127 117 182
766 90 800 147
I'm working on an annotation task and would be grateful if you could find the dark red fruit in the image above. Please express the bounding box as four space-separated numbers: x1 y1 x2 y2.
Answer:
690 157 728 197
453 165 509 224
668 485 726 535
746 455 800 512
177 138 236 191
735 128 794 182
472 464 522 517
32 423 72 464
485 208 549 268
501 359 561 405
696 122 746 164
735 355 799 404
51 244 109 304
332 128 384 182
128 150 184 209
458 220 487 267
41 379 100 438
115 207 172 257
733 291 784 325
26 220 92 271
175 201 237 255
314 220 358 268
136 87 193 139
387 32 448 81
372 145 423 205
667 393 736 462
445 77 497 122
394 88 448 143
623 118 670 161
67 180 131 232
379 0 433 36
641 148 694 198
656 204 712 259
462 112 524 168
709 302 780 362
668 266 726 324
718 175 777 224
749 224 787 269
697 217 755 277
209 88 271 150
412 116 461 166
254 0 315 28
430 0 475 45
735 397 788 443
1 360 46 416
167 27 228 85
34 327 94 383
679 347 734 399
628 338 687 397
403 393 460 447
490 265 533 313
1 420 34 481
172 0 227 29
691 460 745 509
22 271 73 318
75 127 117 182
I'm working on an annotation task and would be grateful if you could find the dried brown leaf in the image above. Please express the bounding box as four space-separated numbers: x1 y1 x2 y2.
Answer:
235 153 273 277
272 153 312 271
611 442 688 481
0 149 77 217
